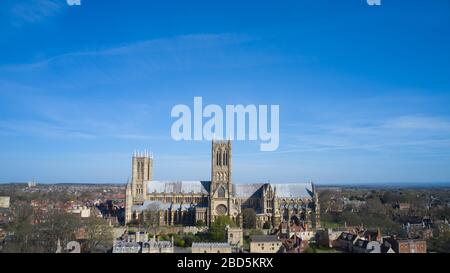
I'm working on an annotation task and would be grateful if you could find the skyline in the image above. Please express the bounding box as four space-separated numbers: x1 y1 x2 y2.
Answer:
1 0 450 184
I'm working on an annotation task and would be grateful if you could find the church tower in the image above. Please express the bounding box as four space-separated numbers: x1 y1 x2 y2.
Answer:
209 140 233 225
131 150 153 203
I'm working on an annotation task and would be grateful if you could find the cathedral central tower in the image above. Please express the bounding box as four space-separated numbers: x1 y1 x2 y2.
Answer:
209 140 233 225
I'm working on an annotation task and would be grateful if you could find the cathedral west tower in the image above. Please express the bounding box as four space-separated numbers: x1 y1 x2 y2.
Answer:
131 151 153 203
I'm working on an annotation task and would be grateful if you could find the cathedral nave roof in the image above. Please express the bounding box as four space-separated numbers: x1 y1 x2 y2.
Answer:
147 181 210 194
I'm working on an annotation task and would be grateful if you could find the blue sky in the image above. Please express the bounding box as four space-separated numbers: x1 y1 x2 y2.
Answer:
0 0 450 184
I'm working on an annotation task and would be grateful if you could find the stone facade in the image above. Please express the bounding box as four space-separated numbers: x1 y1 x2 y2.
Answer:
125 140 320 229
249 235 282 253
226 225 244 246
0 197 10 209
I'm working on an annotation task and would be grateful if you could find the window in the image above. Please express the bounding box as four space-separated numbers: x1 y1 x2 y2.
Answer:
218 187 226 198
216 204 227 215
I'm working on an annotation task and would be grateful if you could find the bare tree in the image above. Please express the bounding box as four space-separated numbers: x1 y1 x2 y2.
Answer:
84 217 113 253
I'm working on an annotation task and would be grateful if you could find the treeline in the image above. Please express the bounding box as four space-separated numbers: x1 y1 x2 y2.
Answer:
1 203 113 253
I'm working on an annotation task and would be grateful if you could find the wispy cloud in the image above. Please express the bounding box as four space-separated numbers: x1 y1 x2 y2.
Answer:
0 33 255 72
0 87 168 141
0 33 270 143
279 115 450 154
383 116 450 131
8 0 64 26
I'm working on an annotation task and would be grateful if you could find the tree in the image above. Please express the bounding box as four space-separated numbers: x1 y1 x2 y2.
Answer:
209 216 235 242
42 210 80 251
3 207 80 253
263 221 272 230
144 204 161 226
84 217 113 253
196 220 205 227
428 234 450 253
144 203 162 236
242 208 256 229
3 203 35 253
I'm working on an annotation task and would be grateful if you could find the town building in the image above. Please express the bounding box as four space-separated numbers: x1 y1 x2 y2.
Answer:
316 228 348 248
0 197 10 209
250 235 282 253
142 238 174 253
67 205 91 218
383 237 427 253
112 241 141 253
226 225 244 247
335 232 359 252
352 239 382 253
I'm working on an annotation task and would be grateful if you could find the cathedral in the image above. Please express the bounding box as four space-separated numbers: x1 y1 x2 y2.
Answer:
125 140 320 230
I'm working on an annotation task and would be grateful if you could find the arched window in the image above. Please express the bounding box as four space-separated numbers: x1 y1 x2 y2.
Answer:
137 162 141 179
223 152 226 166
217 152 220 166
218 187 226 198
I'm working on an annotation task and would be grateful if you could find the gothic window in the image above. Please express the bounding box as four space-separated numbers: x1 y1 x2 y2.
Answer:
139 162 144 180
218 186 226 198
223 152 226 166
217 152 220 166
137 162 141 179
215 204 227 215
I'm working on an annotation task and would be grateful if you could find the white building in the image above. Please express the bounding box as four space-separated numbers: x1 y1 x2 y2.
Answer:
67 205 91 218
0 197 10 209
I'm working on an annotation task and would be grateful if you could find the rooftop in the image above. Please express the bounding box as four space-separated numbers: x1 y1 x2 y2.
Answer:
250 235 280 243
192 242 231 248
